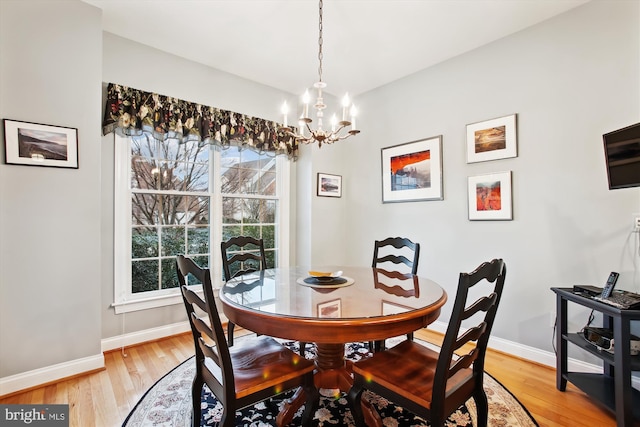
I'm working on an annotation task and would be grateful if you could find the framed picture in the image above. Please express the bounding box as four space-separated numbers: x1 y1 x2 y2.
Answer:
317 299 341 318
381 300 412 315
381 135 443 203
466 114 517 163
3 119 78 169
467 171 513 221
317 173 342 197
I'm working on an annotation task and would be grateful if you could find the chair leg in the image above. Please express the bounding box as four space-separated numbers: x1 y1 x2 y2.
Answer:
347 379 366 427
474 388 489 427
430 415 445 427
221 406 234 427
407 331 414 341
191 376 203 427
299 342 307 356
300 374 319 426
227 322 235 346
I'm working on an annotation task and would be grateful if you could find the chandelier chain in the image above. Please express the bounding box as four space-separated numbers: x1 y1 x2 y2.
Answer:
318 0 323 82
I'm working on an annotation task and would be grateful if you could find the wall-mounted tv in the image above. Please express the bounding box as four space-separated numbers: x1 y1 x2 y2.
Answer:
603 122 640 190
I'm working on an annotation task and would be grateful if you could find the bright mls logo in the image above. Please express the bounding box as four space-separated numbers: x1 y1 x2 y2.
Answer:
1 405 68 426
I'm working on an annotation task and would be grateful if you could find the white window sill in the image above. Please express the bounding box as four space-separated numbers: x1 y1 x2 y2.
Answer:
112 287 216 314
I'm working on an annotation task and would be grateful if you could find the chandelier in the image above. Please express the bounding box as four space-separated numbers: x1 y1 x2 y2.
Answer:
280 0 360 147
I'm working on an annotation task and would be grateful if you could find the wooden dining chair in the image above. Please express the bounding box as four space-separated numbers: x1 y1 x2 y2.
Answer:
349 258 506 427
221 235 308 355
371 236 421 350
220 236 267 346
176 255 319 427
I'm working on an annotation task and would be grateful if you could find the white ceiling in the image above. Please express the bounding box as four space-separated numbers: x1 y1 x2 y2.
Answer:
83 0 589 97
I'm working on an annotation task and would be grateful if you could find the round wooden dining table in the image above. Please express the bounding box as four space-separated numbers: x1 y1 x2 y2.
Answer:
219 265 447 427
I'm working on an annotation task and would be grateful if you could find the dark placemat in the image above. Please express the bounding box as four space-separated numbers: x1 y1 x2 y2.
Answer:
303 276 348 285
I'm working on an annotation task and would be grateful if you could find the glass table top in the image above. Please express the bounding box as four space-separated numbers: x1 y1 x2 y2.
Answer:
220 266 445 320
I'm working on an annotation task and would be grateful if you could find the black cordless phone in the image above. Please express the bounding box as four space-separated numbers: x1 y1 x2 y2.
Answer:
601 272 619 298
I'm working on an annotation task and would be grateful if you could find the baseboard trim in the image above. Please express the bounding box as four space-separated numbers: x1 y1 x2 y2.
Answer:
0 353 104 397
429 320 598 371
101 321 192 353
429 320 640 388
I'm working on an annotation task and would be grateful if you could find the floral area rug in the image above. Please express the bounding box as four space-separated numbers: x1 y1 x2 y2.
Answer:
122 338 538 427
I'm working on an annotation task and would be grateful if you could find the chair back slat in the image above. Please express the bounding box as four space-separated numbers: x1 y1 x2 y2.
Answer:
193 315 223 365
372 237 420 275
460 293 498 321
372 268 420 298
221 236 267 281
448 348 478 377
182 286 208 314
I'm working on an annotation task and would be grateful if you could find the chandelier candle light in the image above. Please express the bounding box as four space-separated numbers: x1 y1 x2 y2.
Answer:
280 0 360 147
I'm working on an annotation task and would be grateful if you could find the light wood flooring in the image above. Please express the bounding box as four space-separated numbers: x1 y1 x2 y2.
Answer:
0 328 618 427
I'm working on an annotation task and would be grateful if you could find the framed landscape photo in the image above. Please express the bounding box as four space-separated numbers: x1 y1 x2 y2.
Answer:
381 135 443 203
3 119 78 169
466 114 517 163
468 171 513 220
317 173 342 197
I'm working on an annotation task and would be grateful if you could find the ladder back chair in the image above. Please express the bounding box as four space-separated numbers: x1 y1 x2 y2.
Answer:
177 255 318 427
220 236 267 346
371 236 421 350
221 236 308 355
349 258 506 427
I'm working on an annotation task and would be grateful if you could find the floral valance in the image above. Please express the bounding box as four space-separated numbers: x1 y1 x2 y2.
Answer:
102 83 298 159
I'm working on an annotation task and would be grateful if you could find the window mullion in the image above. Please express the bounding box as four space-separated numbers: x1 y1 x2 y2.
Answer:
211 146 223 287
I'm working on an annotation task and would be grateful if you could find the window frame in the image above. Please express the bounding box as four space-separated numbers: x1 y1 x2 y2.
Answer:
112 134 290 314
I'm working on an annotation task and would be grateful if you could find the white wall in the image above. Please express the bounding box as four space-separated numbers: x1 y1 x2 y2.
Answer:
307 1 640 360
0 0 103 381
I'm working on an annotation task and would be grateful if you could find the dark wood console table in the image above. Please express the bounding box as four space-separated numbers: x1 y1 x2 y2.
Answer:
552 287 640 426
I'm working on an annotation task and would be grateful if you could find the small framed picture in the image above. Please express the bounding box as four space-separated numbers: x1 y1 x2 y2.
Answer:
317 299 341 318
381 135 443 203
317 173 342 197
468 171 513 221
466 114 517 163
3 119 78 169
381 300 412 315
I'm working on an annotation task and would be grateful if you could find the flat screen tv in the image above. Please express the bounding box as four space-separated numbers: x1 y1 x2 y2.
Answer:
603 122 640 190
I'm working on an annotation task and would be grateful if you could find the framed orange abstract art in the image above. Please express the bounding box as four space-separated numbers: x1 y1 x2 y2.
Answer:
467 171 513 220
381 135 443 203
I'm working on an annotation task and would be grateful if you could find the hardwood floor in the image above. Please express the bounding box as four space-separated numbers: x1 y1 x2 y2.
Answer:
0 328 618 427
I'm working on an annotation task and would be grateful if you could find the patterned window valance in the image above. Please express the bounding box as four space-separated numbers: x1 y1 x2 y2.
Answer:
102 83 298 159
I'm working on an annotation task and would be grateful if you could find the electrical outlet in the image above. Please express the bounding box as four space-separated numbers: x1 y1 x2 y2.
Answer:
634 214 640 232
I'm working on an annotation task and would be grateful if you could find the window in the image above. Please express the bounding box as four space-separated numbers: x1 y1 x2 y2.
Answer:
113 134 289 313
